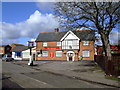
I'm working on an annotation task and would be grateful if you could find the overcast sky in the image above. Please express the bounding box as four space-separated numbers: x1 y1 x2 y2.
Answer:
1 2 120 45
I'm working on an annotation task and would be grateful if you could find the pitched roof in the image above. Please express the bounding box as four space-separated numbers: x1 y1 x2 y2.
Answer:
72 30 95 41
11 43 24 46
36 30 95 42
12 46 28 52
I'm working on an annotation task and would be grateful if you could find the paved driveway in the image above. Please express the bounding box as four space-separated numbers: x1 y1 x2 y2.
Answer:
11 60 103 76
37 60 97 71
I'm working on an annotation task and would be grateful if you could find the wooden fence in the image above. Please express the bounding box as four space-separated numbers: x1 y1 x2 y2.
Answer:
95 55 120 76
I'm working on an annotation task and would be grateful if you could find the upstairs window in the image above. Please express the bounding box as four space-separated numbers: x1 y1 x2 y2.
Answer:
57 42 61 46
68 41 73 49
62 40 79 49
83 41 89 46
43 42 47 47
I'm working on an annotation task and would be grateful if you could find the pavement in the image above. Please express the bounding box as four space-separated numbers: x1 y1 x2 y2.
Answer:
2 61 55 88
2 74 22 89
11 60 120 88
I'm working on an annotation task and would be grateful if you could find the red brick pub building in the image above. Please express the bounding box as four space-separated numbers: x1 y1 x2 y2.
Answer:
35 29 95 61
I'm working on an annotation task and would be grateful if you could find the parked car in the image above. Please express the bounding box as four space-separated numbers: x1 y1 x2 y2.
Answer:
2 54 14 62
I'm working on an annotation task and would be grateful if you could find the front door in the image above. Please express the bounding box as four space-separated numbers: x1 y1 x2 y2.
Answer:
66 51 75 61
69 53 73 61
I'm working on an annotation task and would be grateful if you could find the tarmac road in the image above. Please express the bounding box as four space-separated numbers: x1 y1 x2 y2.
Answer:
2 74 22 89
2 60 118 89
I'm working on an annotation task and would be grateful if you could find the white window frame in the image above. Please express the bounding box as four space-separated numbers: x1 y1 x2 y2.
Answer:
42 51 48 57
56 51 62 57
57 42 61 46
43 42 47 47
82 50 90 57
83 41 89 46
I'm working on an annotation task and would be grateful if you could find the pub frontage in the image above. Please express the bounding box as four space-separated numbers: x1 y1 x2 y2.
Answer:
35 29 95 61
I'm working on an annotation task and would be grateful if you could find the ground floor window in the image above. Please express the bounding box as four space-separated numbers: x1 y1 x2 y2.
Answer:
56 51 62 57
15 52 22 58
42 51 48 57
82 50 90 57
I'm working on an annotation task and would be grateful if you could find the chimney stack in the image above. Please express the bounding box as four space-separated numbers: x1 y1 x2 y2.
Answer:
54 28 59 32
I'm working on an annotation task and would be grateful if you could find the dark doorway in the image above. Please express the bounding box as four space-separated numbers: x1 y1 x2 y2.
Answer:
68 53 73 61
69 56 72 61
33 54 35 61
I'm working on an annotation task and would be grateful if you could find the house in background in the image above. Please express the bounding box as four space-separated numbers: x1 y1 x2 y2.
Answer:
35 28 95 61
0 45 6 55
96 45 120 56
0 45 12 55
12 46 28 60
0 43 25 55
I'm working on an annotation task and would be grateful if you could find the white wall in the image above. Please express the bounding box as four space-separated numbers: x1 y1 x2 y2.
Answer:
22 48 36 59
22 49 30 59
64 33 77 40
12 52 15 58
62 33 79 49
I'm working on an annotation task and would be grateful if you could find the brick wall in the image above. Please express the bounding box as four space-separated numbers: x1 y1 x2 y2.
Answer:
36 42 65 60
79 41 94 60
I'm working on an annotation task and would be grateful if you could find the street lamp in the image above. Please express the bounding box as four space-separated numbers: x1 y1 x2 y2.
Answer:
28 41 34 66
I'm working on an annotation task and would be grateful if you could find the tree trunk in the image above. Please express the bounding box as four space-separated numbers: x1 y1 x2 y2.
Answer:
100 33 112 76
100 33 112 60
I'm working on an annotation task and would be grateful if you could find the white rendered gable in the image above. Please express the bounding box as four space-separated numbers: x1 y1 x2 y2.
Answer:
61 31 80 49
60 31 80 41
65 33 77 40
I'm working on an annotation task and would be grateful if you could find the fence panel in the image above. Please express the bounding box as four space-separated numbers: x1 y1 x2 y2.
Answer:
95 55 120 76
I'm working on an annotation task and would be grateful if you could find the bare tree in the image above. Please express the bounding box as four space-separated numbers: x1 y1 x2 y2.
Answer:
54 2 120 60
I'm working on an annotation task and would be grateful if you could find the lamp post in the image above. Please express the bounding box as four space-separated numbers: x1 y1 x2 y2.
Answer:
28 41 34 66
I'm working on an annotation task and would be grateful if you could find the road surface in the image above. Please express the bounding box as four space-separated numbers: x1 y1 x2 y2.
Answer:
2 60 117 88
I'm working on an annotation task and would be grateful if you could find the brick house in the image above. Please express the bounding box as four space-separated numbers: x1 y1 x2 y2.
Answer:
0 45 6 54
0 45 12 55
96 45 120 56
35 29 95 61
